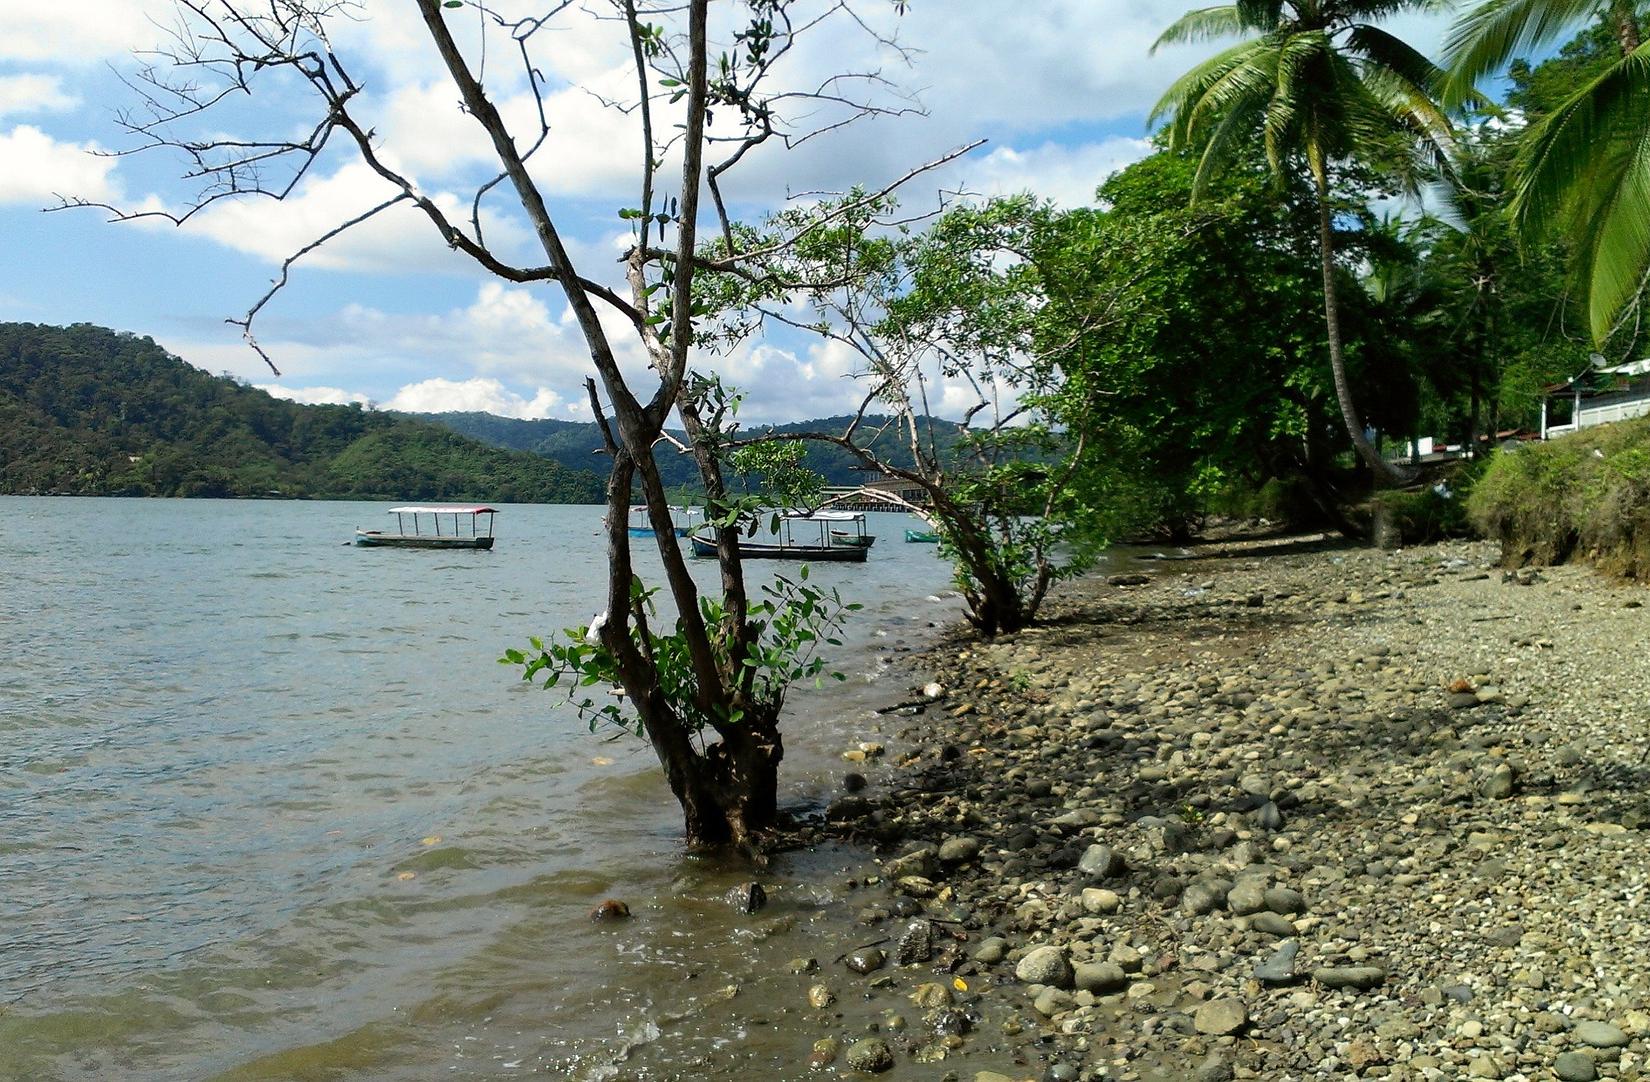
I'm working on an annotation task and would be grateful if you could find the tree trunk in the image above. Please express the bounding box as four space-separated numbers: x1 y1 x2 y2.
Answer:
1611 0 1641 54
943 511 1031 637
647 699 783 850
1469 364 1482 456
1311 162 1404 488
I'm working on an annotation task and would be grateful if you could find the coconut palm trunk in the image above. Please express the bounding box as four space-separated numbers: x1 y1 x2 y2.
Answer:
1612 0 1642 52
1310 153 1405 486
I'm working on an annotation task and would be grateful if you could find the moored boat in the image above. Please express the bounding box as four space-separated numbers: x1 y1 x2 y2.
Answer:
904 528 940 543
355 505 498 549
628 504 704 537
823 510 875 548
688 511 868 562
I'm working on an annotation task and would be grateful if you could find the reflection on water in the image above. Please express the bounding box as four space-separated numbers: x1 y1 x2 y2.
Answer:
0 497 984 1080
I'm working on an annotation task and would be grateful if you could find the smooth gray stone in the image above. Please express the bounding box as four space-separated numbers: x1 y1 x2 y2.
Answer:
1574 1020 1628 1048
1313 965 1386 990
1254 940 1299 985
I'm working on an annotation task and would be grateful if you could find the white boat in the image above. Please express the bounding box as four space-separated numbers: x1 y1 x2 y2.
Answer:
354 505 498 549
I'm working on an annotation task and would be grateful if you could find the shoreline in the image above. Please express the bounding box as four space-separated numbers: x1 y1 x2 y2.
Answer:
801 533 1650 1081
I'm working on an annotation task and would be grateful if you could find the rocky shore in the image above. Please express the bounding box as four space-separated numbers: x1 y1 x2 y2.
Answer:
811 533 1650 1081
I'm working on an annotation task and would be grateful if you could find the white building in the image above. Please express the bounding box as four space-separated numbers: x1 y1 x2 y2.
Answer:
1540 358 1650 438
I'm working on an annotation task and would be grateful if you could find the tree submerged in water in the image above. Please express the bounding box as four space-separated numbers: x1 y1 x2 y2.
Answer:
80 0 966 850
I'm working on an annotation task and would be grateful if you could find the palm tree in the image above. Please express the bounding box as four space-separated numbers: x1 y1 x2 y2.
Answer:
1443 1 1649 344
1150 1 1457 486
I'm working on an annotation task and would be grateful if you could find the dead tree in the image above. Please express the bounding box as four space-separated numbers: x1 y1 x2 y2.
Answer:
72 0 978 849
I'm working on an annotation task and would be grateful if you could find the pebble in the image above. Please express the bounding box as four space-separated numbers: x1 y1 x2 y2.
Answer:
845 948 886 974
844 1037 894 1073
1015 945 1073 989
1253 940 1299 985
1312 966 1386 990
1574 1020 1628 1047
1193 998 1248 1036
805 538 1650 1082
1073 961 1128 994
974 937 1008 964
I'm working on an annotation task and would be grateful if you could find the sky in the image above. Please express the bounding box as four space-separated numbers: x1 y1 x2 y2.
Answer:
0 1 1455 425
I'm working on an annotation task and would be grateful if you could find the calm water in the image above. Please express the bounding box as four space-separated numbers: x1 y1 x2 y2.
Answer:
0 498 986 1080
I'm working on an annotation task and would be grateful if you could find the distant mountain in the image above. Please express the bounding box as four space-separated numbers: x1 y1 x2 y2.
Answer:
413 411 974 488
0 323 606 503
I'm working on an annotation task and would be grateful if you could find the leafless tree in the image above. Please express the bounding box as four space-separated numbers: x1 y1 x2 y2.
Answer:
69 0 979 849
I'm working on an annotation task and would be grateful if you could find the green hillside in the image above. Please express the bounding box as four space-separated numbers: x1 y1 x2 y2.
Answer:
0 322 606 503
416 410 975 488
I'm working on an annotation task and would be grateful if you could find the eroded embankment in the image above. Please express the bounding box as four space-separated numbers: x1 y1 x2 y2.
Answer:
1470 417 1650 580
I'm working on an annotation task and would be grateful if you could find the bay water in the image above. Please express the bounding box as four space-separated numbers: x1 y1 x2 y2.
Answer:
0 497 991 1079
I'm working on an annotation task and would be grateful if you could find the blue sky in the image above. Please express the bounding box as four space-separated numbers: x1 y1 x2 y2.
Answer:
0 2 1454 424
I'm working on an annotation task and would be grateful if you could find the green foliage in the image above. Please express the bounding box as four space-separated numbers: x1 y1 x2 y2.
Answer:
504 568 861 738
1468 416 1650 575
1215 475 1322 528
1446 3 1650 342
1504 16 1623 116
0 322 606 502
1152 0 1452 485
1373 485 1472 546
1041 149 1391 535
728 440 824 510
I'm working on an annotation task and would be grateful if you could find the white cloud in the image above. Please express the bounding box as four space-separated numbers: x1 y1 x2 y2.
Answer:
959 137 1155 208
173 159 531 274
382 377 564 417
0 125 120 204
0 2 169 63
256 383 372 407
0 74 78 118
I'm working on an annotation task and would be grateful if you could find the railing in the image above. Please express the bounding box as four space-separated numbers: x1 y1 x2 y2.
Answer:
1578 400 1650 428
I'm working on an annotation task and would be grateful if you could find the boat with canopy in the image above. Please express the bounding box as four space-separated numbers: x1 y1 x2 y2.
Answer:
688 510 869 563
354 505 498 549
627 505 705 538
822 510 875 548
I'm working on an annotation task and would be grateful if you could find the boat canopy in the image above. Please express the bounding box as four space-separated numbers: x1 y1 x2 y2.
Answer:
784 509 864 521
386 505 499 515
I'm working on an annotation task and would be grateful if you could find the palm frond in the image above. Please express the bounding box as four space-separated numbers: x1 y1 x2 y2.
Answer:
1512 42 1650 232
1264 31 1326 176
1511 42 1650 341
1360 64 1462 186
1346 23 1449 99
1192 102 1266 199
1149 37 1274 137
1186 43 1284 140
1584 127 1650 340
1235 0 1285 30
1440 0 1605 106
1153 5 1244 51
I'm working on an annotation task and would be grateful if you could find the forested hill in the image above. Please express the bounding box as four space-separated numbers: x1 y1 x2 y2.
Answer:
0 323 606 502
415 411 974 488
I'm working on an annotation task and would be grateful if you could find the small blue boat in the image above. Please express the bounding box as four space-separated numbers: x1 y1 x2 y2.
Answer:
627 505 703 537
